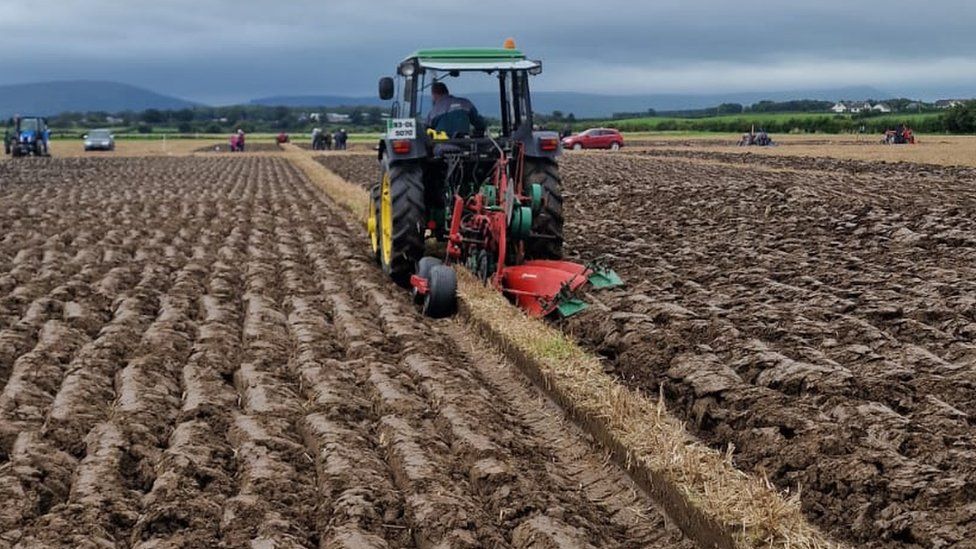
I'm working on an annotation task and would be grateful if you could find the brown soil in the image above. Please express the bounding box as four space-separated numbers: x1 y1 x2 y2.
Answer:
194 142 284 153
316 153 379 188
0 156 692 548
631 148 976 180
556 153 976 548
311 149 976 547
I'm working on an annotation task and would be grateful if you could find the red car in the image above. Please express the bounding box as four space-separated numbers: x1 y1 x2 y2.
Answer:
561 128 624 150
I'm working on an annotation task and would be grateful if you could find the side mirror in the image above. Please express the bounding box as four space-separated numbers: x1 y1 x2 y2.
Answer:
82 134 88 139
110 134 115 139
378 77 394 100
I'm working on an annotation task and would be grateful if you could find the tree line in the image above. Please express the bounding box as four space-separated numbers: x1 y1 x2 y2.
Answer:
31 105 391 134
600 101 976 134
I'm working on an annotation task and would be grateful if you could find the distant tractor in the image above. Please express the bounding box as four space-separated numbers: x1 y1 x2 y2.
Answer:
882 125 915 145
4 116 51 157
368 40 621 318
739 127 774 147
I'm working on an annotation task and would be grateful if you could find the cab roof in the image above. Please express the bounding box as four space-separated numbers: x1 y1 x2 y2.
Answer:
403 48 540 72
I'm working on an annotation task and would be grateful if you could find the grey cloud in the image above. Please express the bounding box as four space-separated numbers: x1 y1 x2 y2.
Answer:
1 0 974 103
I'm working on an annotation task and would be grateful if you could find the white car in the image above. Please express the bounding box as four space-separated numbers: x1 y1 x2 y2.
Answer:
83 129 115 151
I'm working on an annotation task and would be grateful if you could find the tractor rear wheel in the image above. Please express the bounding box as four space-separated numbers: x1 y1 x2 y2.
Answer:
523 159 564 259
379 159 425 286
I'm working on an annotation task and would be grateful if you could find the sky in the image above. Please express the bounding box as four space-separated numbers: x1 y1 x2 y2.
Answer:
2 0 976 104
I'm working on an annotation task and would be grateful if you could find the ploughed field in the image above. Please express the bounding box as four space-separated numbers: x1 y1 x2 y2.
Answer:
561 153 976 548
0 157 691 548
317 151 976 548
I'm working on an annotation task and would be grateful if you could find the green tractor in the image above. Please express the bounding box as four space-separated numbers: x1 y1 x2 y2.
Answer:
369 41 620 318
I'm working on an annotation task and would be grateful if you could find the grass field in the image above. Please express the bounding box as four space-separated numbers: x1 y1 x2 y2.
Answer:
597 111 943 133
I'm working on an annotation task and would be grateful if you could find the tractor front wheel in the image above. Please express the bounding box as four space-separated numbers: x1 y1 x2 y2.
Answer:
414 257 442 304
423 265 457 318
523 159 564 260
379 159 425 286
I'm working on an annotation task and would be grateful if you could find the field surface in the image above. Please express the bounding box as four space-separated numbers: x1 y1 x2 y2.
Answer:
0 156 692 548
561 152 976 547
317 149 976 548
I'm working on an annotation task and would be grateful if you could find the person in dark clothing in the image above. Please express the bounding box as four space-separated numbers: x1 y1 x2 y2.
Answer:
425 82 486 138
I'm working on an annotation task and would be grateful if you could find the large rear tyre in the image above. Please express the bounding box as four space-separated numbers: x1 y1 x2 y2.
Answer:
523 159 564 260
379 159 425 286
423 265 457 318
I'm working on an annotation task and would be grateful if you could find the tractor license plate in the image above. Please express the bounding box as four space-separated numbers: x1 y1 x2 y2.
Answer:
387 119 416 139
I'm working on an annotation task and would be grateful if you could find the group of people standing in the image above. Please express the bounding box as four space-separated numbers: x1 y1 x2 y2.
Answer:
311 128 348 151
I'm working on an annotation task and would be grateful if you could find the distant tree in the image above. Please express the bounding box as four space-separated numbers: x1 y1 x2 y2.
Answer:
942 101 976 133
272 106 290 121
747 100 833 113
172 108 195 123
136 124 153 134
142 109 164 124
566 113 576 122
716 103 744 114
551 110 564 121
177 122 193 133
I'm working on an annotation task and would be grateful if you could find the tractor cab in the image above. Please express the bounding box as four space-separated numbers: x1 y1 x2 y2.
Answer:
377 43 559 164
4 116 50 157
369 41 621 319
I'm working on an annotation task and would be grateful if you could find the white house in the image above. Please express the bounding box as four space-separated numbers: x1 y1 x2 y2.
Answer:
935 99 966 109
832 101 872 113
871 103 892 113
326 113 351 123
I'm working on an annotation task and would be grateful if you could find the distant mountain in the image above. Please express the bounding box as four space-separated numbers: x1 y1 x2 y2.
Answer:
0 81 197 119
0 81 895 120
250 86 893 118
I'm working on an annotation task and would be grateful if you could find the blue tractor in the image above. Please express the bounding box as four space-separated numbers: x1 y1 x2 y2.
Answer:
4 116 51 157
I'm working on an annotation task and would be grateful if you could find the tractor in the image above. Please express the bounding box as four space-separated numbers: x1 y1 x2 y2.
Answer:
738 126 773 147
368 40 621 318
4 116 51 157
882 125 915 145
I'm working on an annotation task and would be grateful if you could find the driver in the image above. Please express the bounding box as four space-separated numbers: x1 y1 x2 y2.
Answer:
426 82 486 138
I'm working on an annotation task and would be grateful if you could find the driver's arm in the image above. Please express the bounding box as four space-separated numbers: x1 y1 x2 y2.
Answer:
468 104 487 137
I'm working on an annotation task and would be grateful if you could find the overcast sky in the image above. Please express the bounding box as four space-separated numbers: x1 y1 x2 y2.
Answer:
3 0 975 104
